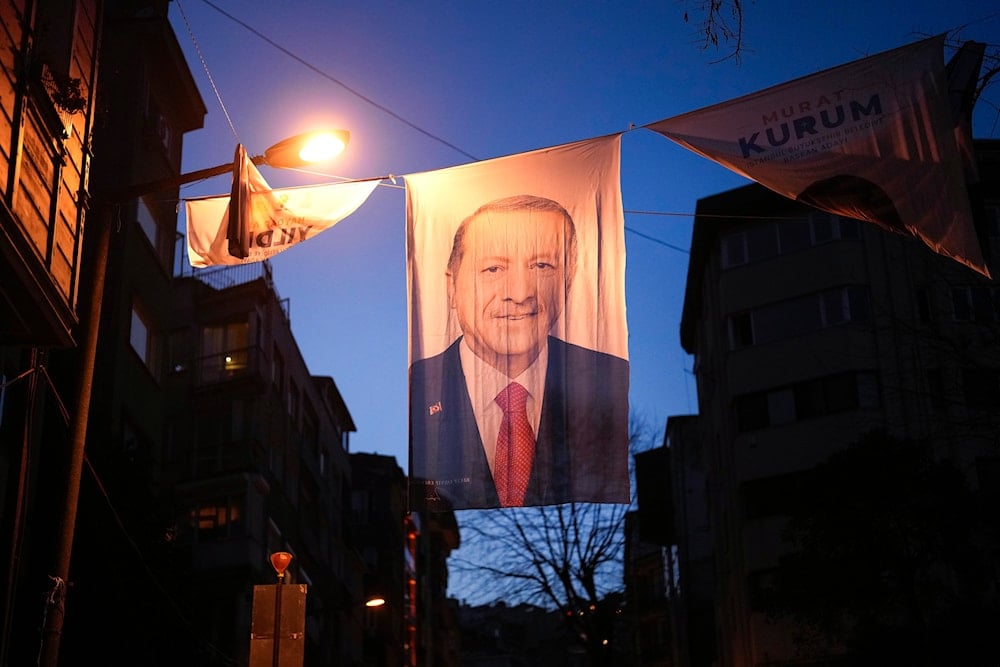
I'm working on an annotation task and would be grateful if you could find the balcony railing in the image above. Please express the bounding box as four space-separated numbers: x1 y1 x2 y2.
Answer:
175 257 291 323
189 260 274 290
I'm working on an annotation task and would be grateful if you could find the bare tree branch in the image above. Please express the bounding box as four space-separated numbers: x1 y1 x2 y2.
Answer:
683 0 747 63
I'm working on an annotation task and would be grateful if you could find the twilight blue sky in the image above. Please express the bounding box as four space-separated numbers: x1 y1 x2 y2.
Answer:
166 1 999 477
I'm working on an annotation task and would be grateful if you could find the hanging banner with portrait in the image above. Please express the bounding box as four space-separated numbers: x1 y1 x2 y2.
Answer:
646 35 989 277
404 134 630 512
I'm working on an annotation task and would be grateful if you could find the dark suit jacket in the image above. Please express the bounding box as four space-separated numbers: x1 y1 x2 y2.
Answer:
409 336 630 511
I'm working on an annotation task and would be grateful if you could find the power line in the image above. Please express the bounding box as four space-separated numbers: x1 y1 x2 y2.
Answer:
176 1 241 144
198 0 480 162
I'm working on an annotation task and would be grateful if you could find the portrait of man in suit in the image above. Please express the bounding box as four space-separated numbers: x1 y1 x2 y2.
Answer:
409 194 630 511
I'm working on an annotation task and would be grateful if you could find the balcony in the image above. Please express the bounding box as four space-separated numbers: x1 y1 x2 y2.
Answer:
177 258 291 323
189 344 269 387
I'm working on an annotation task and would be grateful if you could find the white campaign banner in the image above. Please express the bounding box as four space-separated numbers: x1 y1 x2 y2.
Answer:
404 134 630 512
186 145 378 267
647 35 989 277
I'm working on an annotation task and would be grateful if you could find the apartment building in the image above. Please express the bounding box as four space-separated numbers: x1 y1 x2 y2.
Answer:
667 140 1000 665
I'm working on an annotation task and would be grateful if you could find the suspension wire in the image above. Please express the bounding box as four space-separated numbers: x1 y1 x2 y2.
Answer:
176 0 241 144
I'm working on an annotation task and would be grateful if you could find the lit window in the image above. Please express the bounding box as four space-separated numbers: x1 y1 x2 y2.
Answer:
200 321 249 381
192 496 244 540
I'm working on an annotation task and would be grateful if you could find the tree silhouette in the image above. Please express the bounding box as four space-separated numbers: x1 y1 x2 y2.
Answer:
682 0 747 62
448 418 657 665
451 502 630 665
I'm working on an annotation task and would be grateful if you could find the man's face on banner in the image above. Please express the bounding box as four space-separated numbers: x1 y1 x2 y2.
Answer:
448 208 569 376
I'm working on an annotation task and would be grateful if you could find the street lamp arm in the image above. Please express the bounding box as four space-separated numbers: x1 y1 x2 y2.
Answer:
106 128 349 202
105 154 266 202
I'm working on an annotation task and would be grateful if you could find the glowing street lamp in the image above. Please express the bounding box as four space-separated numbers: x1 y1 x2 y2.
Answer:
264 128 349 166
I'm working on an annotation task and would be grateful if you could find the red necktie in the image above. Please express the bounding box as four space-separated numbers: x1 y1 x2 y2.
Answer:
494 382 536 507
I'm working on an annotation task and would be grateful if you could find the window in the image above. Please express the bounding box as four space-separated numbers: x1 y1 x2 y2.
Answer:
961 368 1000 410
722 234 747 267
952 287 999 323
916 288 932 323
272 347 285 393
303 401 319 451
736 393 769 431
746 224 780 263
728 286 870 349
985 206 1000 239
130 301 158 374
742 472 811 519
200 321 249 382
136 198 158 247
135 197 171 269
351 489 370 524
735 371 880 432
144 86 175 158
721 213 859 268
192 495 244 540
766 389 795 426
777 219 812 253
288 380 299 420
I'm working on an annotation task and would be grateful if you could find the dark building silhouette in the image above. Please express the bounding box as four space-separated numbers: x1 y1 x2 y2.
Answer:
1 0 207 662
349 453 462 667
627 416 714 667
351 452 408 667
407 510 460 667
624 510 671 667
2 2 450 665
654 141 1000 665
163 261 361 664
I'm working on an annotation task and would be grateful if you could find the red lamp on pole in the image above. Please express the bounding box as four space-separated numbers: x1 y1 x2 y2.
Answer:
270 551 293 666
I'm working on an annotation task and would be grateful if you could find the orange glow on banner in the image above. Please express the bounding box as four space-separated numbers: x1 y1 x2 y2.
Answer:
404 134 630 512
186 144 378 267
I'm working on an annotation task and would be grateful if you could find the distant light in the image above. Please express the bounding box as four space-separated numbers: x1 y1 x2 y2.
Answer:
224 355 233 363
365 597 386 608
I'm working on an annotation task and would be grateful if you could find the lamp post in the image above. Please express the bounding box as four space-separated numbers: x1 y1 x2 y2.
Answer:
269 552 293 667
36 129 347 667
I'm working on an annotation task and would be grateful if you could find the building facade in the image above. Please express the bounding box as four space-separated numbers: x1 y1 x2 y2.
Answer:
0 2 465 664
350 452 409 667
669 141 1000 665
164 262 361 665
1 0 208 662
0 0 99 348
407 509 460 667
1 2 378 664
